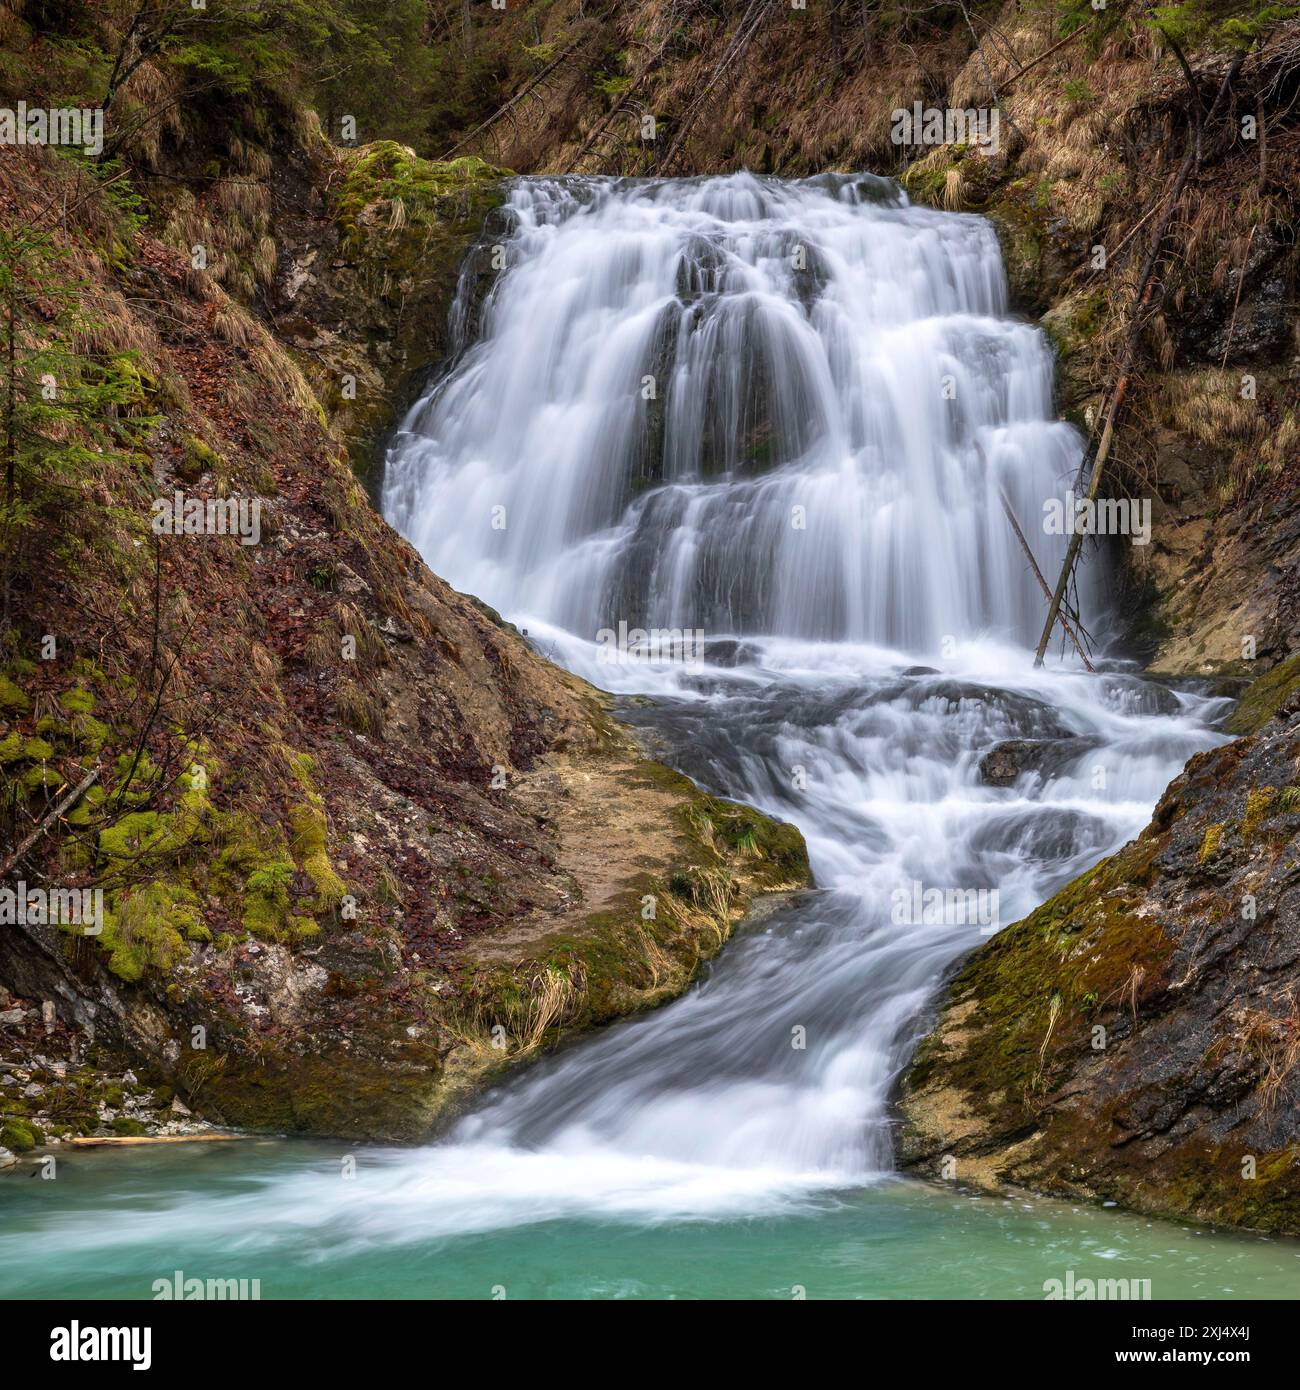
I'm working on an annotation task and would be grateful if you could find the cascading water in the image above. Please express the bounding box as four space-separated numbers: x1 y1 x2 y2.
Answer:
371 172 1224 1218
5 175 1259 1298
383 172 1097 648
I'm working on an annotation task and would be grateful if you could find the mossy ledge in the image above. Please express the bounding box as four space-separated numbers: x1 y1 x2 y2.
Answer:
274 139 508 476
195 745 810 1140
1224 654 1300 735
421 744 812 1128
897 707 1300 1234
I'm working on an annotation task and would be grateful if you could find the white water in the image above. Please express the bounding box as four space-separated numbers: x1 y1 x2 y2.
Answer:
369 173 1225 1232
383 172 1094 647
24 174 1225 1259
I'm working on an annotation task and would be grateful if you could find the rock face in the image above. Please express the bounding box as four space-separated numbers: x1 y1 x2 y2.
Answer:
269 140 507 477
898 671 1300 1232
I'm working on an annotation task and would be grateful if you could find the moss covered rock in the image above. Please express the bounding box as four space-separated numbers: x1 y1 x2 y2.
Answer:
898 710 1300 1233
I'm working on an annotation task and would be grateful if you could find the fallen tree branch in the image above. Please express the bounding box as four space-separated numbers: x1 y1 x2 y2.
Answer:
1220 224 1257 369
997 24 1087 93
999 486 1095 671
438 41 582 163
658 0 775 172
65 1133 247 1147
0 766 99 879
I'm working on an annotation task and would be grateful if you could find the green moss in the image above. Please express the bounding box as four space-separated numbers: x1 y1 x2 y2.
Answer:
1139 1142 1300 1234
22 763 60 791
92 881 201 982
76 715 110 752
197 1045 447 1141
334 141 505 244
1 1119 37 1152
444 763 811 1074
900 153 957 205
178 434 223 482
0 673 30 713
241 855 297 940
984 180 1053 312
1041 288 1107 364
98 809 162 865
908 835 1169 1114
111 1116 149 1136
1225 654 1300 734
58 686 96 714
289 803 346 908
677 792 810 890
1199 822 1224 862
0 730 22 764
1241 788 1277 841
112 749 162 805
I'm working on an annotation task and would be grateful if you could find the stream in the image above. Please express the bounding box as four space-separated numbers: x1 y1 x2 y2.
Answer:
5 172 1297 1300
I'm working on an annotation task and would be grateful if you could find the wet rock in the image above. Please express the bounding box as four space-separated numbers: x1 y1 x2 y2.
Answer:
378 614 413 642
969 808 1113 863
0 1146 15 1170
900 701 1300 1234
334 561 372 596
1178 229 1294 366
979 739 1046 785
703 638 763 667
978 734 1098 786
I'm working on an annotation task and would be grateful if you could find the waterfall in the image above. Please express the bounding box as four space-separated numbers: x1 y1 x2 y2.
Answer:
363 172 1225 1229
382 172 1096 649
5 178 1288 1301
